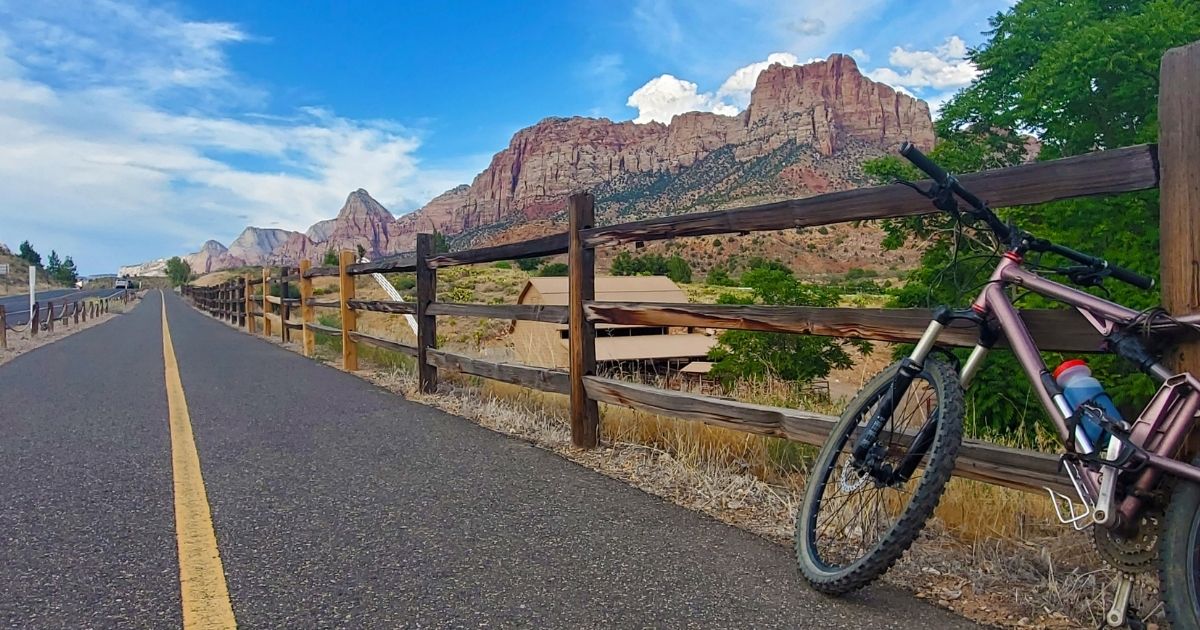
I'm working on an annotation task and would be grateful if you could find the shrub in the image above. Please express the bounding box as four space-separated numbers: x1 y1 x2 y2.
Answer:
537 262 569 277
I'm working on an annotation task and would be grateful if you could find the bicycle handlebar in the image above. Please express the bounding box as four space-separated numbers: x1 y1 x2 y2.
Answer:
898 142 1155 291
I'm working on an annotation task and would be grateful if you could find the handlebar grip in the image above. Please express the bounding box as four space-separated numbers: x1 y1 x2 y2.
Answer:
900 141 950 185
1106 264 1155 290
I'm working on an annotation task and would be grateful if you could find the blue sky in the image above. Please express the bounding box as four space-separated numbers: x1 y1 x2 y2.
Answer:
0 0 1011 274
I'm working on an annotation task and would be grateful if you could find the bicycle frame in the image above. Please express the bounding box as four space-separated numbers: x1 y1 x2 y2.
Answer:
911 252 1200 528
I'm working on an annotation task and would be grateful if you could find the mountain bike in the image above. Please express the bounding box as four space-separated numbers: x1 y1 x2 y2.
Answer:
795 143 1200 629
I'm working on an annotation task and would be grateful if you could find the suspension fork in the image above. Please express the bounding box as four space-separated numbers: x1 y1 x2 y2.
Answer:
852 309 956 463
890 324 996 482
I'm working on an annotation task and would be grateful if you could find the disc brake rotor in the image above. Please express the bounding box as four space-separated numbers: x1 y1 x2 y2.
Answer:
838 459 871 493
1092 512 1162 574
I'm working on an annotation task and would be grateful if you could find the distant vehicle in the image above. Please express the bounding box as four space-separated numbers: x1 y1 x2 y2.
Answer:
114 279 131 290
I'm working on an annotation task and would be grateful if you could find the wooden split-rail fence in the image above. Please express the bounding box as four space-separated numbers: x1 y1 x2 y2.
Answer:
184 41 1200 497
0 292 127 351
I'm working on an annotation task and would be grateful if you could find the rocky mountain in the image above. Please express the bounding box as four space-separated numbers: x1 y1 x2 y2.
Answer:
185 240 245 274
228 227 298 265
305 218 337 242
316 189 405 259
390 54 933 250
119 258 168 277
157 53 935 275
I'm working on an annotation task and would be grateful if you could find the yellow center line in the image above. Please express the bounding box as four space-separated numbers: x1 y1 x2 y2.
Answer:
161 291 238 629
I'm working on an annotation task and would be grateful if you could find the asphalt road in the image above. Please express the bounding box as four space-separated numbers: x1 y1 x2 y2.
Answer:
0 287 126 327
0 290 982 628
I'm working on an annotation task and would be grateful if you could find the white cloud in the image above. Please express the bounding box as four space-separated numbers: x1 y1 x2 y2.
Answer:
866 35 978 91
850 48 870 63
0 1 470 273
717 52 801 109
626 74 738 124
628 51 807 123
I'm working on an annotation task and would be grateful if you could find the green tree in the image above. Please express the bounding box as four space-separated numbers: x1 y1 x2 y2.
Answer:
665 255 692 283
432 230 451 254
706 266 734 286
323 248 338 266
165 257 192 287
537 262 570 277
865 0 1200 440
17 240 40 266
611 250 639 276
46 250 61 277
515 257 545 272
56 256 78 286
709 261 868 384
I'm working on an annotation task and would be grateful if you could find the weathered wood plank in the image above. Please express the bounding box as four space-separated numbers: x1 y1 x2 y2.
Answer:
416 233 438 393
568 192 600 448
304 265 339 278
348 252 417 275
582 376 1070 495
306 298 341 308
264 295 282 305
427 303 569 323
347 299 417 314
581 144 1160 247
339 251 358 371
584 302 1108 353
299 260 315 356
308 322 341 335
426 349 570 394
349 330 419 356
427 232 568 268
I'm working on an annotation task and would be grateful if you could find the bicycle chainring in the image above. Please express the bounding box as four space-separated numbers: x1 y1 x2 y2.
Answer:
1091 512 1162 574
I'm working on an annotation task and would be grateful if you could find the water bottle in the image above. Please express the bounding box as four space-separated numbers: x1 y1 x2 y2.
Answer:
1053 359 1122 447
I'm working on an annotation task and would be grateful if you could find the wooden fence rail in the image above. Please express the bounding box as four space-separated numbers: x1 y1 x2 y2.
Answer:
184 41 1200 498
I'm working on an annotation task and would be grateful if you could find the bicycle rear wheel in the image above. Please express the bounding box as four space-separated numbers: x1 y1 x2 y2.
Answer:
796 358 964 594
1160 454 1200 630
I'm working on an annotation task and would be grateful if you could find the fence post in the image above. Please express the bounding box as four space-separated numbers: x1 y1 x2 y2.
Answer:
567 191 599 448
299 259 315 357
262 268 272 338
47 302 54 333
237 277 246 328
1160 42 1200 380
245 274 255 333
280 266 290 343
338 251 358 371
73 302 79 325
0 305 6 349
416 233 438 393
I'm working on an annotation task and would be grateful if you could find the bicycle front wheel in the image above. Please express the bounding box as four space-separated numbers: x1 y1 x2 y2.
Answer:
796 358 964 594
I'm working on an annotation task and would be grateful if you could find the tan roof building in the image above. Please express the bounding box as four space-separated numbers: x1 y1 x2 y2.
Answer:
512 276 717 369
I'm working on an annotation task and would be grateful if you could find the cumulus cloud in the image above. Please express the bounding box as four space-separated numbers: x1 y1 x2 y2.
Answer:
628 52 807 123
717 52 801 109
866 35 978 91
626 74 738 124
0 1 468 272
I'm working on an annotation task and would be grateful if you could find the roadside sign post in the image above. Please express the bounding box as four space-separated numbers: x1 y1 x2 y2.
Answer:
0 263 8 295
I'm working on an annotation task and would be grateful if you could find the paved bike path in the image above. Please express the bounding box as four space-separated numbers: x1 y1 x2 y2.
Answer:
0 290 980 628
